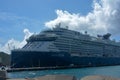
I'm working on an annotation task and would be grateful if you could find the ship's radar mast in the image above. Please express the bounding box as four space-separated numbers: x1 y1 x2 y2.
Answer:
85 31 87 35
65 26 69 29
55 23 61 28
55 23 69 29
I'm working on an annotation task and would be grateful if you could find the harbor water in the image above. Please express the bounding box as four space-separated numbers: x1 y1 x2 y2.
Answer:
8 65 120 79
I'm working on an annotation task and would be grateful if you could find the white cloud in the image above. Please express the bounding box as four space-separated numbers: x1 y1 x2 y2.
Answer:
0 29 33 54
0 12 40 54
45 0 120 39
0 39 20 54
18 28 33 48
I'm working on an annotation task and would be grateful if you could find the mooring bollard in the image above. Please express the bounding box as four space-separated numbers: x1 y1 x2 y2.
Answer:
0 70 7 80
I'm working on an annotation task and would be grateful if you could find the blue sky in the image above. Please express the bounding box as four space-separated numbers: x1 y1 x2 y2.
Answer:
0 0 93 45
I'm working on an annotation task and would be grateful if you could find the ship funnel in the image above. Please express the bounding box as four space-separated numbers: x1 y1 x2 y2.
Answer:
103 33 111 40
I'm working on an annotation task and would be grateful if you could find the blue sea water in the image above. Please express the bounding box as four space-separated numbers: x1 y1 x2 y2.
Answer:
8 65 120 79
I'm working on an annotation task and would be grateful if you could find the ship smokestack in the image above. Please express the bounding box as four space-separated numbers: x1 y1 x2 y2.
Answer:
103 33 111 40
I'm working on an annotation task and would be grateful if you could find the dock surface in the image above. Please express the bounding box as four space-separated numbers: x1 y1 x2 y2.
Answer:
7 75 120 80
7 75 76 80
81 75 120 80
7 66 79 72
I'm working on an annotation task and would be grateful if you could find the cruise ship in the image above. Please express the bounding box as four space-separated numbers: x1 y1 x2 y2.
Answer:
11 24 120 68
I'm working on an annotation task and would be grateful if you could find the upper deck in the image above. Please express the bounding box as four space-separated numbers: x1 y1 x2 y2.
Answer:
26 23 120 47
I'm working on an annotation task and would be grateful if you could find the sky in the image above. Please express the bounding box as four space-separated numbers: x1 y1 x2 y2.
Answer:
0 0 93 44
0 0 120 54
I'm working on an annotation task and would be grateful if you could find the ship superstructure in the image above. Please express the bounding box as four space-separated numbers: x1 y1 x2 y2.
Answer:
11 24 120 68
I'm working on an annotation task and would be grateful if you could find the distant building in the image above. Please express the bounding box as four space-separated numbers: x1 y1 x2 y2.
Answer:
0 52 10 66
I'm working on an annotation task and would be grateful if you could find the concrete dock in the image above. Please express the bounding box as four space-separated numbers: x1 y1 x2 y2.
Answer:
0 70 7 80
7 66 79 72
7 75 120 80
81 75 120 80
7 75 76 80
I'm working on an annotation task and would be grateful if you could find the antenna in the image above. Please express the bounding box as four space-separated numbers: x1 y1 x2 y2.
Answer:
85 31 87 34
66 26 69 29
8 43 10 51
55 23 61 28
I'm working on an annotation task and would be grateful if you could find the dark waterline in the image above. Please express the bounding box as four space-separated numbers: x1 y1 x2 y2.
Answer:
8 65 120 79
